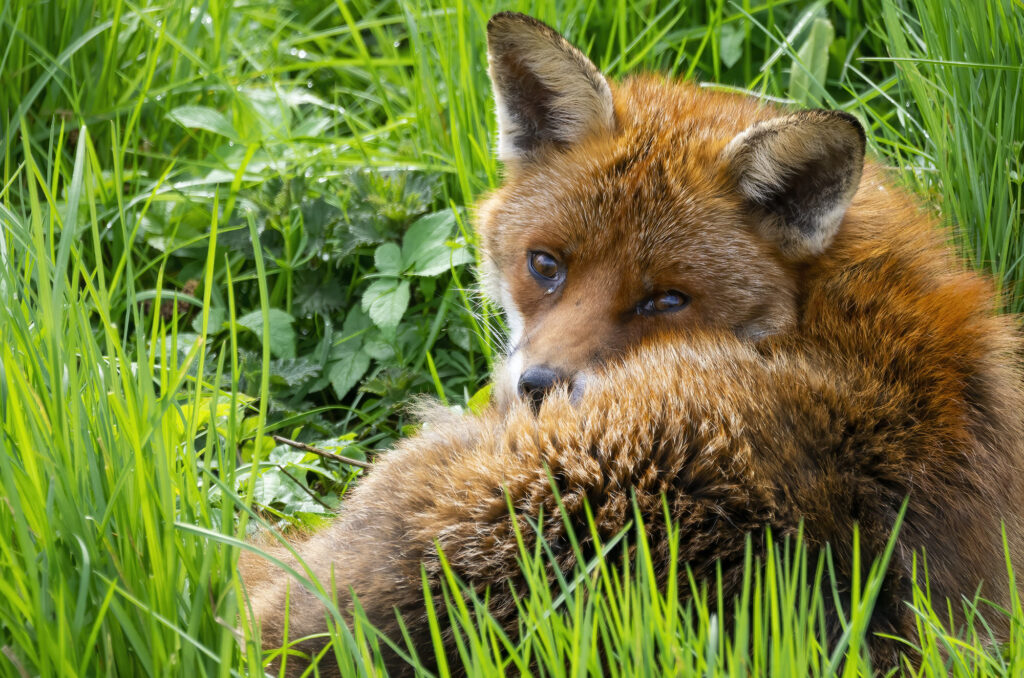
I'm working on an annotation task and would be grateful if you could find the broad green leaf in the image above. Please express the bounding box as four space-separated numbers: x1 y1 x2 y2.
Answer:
328 350 371 399
237 308 297 359
403 209 454 262
330 335 362 361
361 279 391 314
192 306 226 334
293 115 331 138
268 358 321 387
245 90 290 139
316 435 365 463
253 468 333 514
414 241 474 277
468 384 492 415
252 468 284 499
448 324 471 351
240 416 277 461
361 279 410 330
268 446 309 466
167 105 239 141
402 209 473 276
719 23 744 69
789 18 834 104
373 242 403 275
154 332 203 358
362 337 395 361
341 305 372 339
419 276 437 301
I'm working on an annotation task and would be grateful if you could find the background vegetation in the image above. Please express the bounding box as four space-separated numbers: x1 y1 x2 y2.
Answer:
0 0 1021 675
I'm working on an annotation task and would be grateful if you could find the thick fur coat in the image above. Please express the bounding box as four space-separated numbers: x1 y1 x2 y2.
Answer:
240 12 1024 676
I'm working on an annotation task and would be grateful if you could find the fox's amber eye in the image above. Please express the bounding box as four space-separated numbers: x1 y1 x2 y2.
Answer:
528 251 561 282
638 290 690 316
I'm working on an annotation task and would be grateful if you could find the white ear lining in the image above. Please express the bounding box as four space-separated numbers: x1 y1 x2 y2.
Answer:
487 13 615 163
723 111 866 258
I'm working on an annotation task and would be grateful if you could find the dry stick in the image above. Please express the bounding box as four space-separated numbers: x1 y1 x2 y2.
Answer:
1 646 29 678
275 464 332 510
270 434 372 469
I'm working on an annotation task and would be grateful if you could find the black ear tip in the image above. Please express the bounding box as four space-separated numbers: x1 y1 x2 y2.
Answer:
487 12 531 32
487 11 517 31
487 12 555 39
814 109 866 150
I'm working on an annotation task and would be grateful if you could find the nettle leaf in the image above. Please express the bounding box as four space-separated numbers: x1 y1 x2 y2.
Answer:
268 358 322 387
345 215 385 248
167 105 239 141
403 209 474 276
361 279 410 330
300 198 342 244
237 308 297 359
294 276 346 317
374 242 404 275
328 348 371 399
216 221 258 257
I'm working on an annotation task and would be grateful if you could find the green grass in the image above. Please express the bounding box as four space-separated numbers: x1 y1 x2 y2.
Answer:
0 0 1022 675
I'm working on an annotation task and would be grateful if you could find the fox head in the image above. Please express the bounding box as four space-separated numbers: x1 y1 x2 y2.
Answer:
476 12 866 410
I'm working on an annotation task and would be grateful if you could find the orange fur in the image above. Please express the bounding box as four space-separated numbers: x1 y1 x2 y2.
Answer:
241 13 1024 676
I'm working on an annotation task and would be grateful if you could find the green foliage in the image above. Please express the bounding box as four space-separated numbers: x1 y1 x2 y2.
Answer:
875 0 1024 309
0 127 254 676
261 498 1024 677
0 0 1022 675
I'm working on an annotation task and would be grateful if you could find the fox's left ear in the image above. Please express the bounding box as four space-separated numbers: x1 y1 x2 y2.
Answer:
724 110 865 258
486 12 615 164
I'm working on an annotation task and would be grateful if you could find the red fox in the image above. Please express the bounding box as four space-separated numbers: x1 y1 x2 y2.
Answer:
240 12 1024 676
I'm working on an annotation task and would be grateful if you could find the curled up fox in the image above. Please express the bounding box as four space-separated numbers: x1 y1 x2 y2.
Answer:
240 12 1024 675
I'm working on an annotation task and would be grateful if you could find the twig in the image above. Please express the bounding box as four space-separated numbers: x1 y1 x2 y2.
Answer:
276 464 333 510
2 646 29 678
271 434 372 469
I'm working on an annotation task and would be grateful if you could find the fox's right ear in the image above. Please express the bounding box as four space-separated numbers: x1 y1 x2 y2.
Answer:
486 12 615 164
724 110 865 259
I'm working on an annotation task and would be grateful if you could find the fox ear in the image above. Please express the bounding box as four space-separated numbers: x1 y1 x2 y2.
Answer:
724 110 865 258
486 12 615 163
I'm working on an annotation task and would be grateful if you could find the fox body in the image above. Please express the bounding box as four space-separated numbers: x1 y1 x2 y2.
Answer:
240 12 1024 675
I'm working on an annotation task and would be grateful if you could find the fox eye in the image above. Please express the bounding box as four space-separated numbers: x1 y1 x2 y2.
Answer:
528 251 562 282
637 290 690 316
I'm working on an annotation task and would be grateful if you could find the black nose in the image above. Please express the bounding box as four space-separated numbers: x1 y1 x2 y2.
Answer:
518 365 563 411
